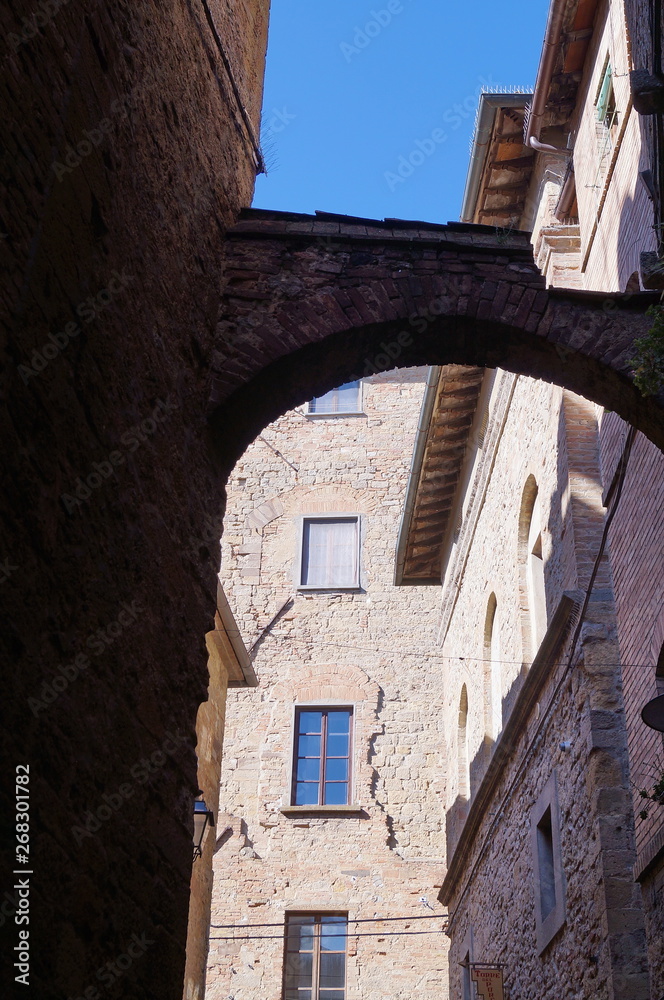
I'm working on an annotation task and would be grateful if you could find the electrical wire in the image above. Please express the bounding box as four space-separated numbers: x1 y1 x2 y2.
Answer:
211 913 447 928
216 620 660 670
265 636 659 670
210 927 448 941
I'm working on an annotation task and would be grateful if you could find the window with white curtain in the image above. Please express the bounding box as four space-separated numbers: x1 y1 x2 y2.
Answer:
307 381 361 415
299 517 360 589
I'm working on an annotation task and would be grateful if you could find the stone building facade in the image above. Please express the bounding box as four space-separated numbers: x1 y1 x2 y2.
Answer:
206 370 450 1000
432 371 649 1000
3 0 662 995
442 0 664 996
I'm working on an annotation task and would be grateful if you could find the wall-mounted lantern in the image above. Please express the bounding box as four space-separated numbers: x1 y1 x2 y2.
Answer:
193 794 214 860
642 695 664 733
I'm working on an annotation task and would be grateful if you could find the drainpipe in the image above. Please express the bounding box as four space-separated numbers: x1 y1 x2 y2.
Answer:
655 0 663 253
524 0 567 146
631 1 664 272
528 136 572 155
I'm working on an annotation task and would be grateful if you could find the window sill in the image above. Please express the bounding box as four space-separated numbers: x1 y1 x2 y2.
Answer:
304 411 366 419
296 586 362 593
280 804 366 816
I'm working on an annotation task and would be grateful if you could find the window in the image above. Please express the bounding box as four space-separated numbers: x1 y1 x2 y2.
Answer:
484 594 502 740
458 685 470 800
531 771 566 952
284 913 347 1000
536 808 556 920
292 708 352 806
307 381 361 415
595 61 619 179
299 517 360 589
527 517 546 654
520 478 547 659
596 62 618 136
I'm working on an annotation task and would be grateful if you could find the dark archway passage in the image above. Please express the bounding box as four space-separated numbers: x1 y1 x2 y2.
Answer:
209 209 663 471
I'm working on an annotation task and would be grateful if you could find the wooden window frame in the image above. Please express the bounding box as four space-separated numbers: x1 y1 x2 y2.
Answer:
290 707 354 807
283 912 348 1000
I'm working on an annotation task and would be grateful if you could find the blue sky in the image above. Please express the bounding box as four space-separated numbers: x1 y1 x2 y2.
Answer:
253 0 549 224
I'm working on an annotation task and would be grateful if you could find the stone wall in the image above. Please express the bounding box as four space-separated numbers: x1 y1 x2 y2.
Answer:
572 0 657 289
556 1 664 989
439 373 649 1000
1 1 268 996
207 369 450 1000
598 416 664 998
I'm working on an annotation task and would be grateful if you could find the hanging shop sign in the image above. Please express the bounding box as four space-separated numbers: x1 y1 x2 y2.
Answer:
471 964 504 1000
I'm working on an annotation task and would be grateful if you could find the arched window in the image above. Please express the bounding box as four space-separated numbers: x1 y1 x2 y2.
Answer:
458 685 470 800
484 594 502 740
519 477 548 660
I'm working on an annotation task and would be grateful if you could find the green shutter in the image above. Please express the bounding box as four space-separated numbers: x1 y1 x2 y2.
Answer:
596 64 613 122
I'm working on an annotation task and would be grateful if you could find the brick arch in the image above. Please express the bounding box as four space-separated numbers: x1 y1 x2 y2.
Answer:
271 662 380 709
279 483 380 517
209 210 663 473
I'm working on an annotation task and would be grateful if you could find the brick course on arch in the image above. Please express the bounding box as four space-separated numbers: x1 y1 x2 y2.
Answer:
210 209 663 467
